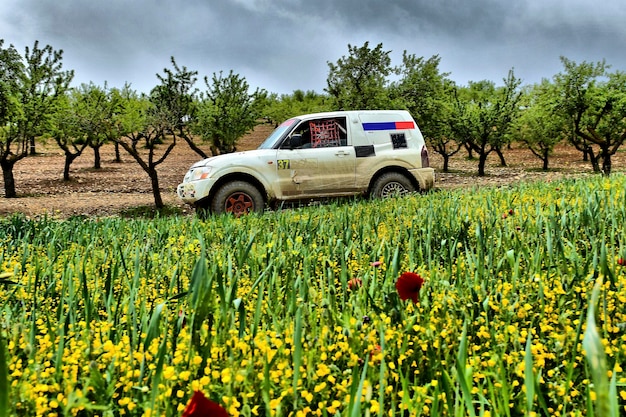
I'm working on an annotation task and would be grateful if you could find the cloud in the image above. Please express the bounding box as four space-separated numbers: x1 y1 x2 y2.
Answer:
2 0 625 94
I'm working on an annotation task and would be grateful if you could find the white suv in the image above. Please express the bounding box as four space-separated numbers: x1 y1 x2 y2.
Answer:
177 110 435 215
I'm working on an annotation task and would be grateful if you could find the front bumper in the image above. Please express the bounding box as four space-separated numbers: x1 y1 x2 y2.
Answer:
177 179 215 204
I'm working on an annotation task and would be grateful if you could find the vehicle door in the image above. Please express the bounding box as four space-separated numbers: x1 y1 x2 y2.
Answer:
275 116 356 198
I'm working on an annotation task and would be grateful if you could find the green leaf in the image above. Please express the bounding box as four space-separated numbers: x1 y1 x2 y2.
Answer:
525 332 535 413
582 276 611 417
143 302 166 353
0 333 8 417
456 320 476 417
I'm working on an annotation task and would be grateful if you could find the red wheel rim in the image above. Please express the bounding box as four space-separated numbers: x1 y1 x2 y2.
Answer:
225 192 254 216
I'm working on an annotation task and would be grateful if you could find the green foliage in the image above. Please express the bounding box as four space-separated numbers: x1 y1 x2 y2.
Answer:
262 90 332 127
0 39 73 197
451 70 523 175
391 52 460 170
0 40 23 129
583 277 614 417
512 81 566 170
49 83 126 175
553 57 626 174
76 83 124 148
326 42 396 110
19 41 75 152
0 329 7 417
150 57 199 136
195 70 266 155
391 52 450 136
116 86 151 135
114 58 198 208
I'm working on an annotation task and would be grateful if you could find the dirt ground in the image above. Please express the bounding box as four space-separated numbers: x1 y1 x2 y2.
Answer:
1 124 624 219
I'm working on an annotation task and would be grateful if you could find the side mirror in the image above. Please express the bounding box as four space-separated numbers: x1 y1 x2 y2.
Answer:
289 133 303 149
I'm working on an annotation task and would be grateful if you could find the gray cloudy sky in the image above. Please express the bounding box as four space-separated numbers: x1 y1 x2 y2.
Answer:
2 0 625 95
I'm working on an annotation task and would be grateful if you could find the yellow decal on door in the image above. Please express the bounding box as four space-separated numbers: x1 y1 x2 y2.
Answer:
277 159 291 170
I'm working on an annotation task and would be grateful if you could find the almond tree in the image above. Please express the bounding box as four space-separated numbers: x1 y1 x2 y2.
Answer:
114 59 197 209
0 40 23 197
22 42 74 156
50 83 123 179
553 57 626 175
151 58 205 158
392 52 460 172
0 40 73 198
49 92 89 180
326 42 396 110
194 70 267 155
80 83 122 169
512 82 565 171
450 70 522 176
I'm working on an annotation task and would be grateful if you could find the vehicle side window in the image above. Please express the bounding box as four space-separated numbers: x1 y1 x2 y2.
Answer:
285 117 348 149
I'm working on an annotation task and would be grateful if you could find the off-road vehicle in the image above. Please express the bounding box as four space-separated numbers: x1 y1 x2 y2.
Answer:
177 110 435 215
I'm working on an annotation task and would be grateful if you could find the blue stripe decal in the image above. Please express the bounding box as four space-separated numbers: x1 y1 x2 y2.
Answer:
362 122 397 131
362 121 415 131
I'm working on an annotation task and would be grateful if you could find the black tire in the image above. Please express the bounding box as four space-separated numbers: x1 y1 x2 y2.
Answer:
370 172 416 199
210 181 265 216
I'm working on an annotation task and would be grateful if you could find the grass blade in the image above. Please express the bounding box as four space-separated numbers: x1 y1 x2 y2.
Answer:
582 276 611 417
524 332 535 413
0 332 7 417
456 320 476 417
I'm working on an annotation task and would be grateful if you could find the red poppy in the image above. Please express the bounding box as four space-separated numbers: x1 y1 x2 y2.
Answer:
618 258 626 266
369 344 382 358
348 278 362 290
395 272 424 304
182 391 228 417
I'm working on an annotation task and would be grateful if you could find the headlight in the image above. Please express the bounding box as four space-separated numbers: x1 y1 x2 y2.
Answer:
186 166 212 182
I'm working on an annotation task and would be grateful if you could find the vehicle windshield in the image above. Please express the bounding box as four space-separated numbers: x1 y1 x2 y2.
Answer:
257 118 299 149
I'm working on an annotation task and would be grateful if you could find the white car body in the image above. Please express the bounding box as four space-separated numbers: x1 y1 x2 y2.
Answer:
177 110 435 214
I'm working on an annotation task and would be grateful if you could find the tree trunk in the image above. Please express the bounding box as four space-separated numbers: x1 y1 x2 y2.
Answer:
114 142 122 163
477 152 488 177
542 149 549 171
589 151 601 173
1 160 17 198
495 147 507 167
149 168 164 208
464 143 474 159
29 137 37 155
582 147 589 162
601 152 612 175
93 145 102 169
63 152 79 181
180 135 209 159
442 154 450 172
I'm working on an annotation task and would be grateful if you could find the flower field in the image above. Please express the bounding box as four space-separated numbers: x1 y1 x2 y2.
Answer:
1 174 626 417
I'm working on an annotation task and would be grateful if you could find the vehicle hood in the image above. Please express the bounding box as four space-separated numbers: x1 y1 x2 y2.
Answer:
190 149 274 169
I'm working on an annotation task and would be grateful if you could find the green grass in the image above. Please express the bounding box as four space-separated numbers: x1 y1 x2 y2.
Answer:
0 174 625 416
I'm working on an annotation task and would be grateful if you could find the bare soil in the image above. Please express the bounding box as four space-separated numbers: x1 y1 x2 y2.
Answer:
1 124 624 219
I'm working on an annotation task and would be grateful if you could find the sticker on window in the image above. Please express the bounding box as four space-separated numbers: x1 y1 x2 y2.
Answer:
391 133 407 149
